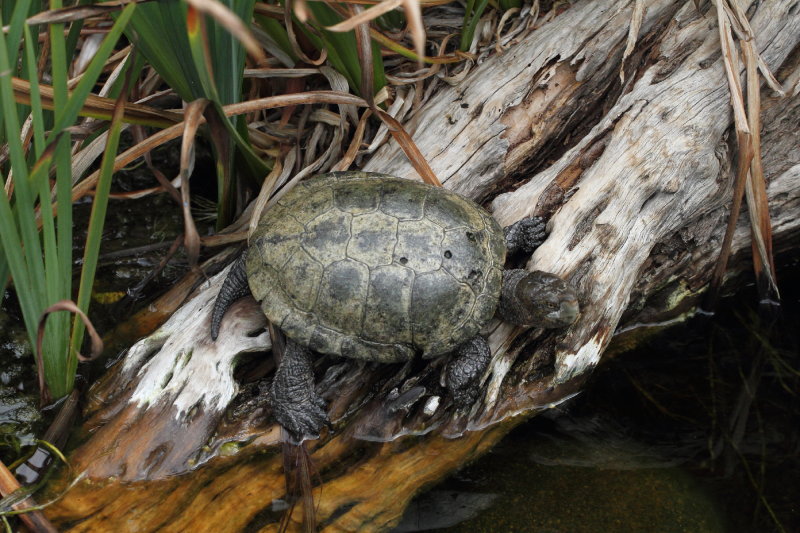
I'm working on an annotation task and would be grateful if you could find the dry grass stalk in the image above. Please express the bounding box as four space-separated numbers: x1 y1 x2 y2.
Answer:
248 156 284 241
708 0 782 304
178 99 210 268
185 0 268 66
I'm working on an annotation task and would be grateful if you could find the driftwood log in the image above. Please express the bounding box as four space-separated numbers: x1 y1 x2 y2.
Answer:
47 0 800 531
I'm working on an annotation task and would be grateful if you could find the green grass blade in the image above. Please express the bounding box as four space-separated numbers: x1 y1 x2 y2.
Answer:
48 3 72 385
0 8 50 397
207 0 256 106
254 14 297 66
69 62 131 378
0 14 46 315
22 25 45 159
0 252 8 295
460 0 490 51
303 3 386 97
4 0 34 67
186 6 221 101
23 22 63 390
123 1 202 100
49 5 136 137
1 5 135 398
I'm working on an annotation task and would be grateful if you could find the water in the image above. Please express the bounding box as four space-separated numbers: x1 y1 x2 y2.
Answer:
396 262 800 533
0 301 41 462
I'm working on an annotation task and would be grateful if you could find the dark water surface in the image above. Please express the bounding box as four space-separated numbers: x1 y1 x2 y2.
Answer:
396 263 799 533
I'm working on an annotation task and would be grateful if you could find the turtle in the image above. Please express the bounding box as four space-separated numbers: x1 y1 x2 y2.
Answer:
211 171 579 441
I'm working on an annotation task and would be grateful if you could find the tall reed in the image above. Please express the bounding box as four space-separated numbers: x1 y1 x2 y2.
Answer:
0 2 135 399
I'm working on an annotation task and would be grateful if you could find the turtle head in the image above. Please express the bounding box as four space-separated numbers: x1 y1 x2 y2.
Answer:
502 270 579 328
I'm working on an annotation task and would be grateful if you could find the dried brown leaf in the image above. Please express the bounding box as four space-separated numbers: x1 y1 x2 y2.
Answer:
375 108 440 186
25 0 145 24
248 157 284 241
319 66 359 124
70 91 368 207
244 68 320 79
708 129 753 304
742 40 778 299
185 0 269 66
201 231 248 247
716 4 749 135
12 77 183 128
332 108 372 172
495 8 520 53
352 5 375 104
403 0 426 65
284 0 327 65
708 0 781 305
180 99 211 268
325 0 405 32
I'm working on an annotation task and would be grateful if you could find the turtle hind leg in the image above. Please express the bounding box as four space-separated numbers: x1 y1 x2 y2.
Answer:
504 216 547 255
210 253 250 340
445 336 492 408
271 339 329 443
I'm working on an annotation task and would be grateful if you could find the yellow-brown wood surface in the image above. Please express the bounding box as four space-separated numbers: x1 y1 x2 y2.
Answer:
46 422 511 532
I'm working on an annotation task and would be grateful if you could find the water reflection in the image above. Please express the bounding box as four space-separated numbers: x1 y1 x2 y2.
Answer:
396 263 800 532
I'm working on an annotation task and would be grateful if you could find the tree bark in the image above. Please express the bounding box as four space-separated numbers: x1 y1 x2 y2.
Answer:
47 1 800 531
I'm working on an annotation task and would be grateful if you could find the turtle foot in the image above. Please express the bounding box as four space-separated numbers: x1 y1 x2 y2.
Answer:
450 382 480 410
445 336 491 410
272 393 330 443
270 339 329 442
504 216 547 255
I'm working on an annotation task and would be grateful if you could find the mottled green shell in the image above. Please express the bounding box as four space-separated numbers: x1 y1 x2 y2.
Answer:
247 171 506 363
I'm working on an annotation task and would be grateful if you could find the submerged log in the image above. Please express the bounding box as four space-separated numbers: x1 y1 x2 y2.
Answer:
47 0 800 531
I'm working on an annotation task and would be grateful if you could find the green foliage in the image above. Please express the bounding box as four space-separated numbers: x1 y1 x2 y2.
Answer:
253 14 297 67
460 0 491 51
255 4 387 98
303 3 387 97
499 0 522 11
0 3 135 399
120 0 268 227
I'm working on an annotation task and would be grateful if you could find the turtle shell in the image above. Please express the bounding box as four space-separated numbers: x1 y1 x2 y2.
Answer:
247 171 506 363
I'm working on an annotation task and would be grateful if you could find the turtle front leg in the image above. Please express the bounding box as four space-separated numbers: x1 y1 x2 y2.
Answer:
504 216 547 255
271 339 328 442
445 336 492 408
210 253 250 340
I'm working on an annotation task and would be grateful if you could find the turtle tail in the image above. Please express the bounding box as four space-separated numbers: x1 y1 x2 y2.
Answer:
210 253 250 340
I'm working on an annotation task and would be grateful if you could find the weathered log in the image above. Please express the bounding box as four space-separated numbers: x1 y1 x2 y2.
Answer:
46 0 800 531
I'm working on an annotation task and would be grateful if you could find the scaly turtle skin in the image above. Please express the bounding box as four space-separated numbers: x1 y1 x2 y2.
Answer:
211 171 579 441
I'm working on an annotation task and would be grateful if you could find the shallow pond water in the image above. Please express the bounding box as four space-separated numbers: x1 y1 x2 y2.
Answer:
395 262 799 533
0 302 42 461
